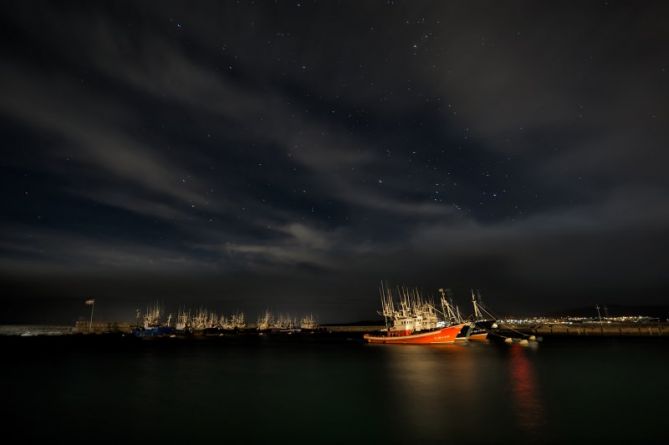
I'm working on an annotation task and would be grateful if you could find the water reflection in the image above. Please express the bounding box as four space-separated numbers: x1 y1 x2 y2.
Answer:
508 344 545 436
379 343 483 440
377 342 550 442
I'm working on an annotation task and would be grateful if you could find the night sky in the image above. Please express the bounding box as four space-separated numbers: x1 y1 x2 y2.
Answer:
2 1 668 323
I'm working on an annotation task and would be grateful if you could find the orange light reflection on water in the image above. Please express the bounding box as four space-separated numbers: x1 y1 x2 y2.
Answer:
380 343 480 437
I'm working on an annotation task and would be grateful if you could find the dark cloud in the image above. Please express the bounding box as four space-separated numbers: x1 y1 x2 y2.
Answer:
1 1 668 323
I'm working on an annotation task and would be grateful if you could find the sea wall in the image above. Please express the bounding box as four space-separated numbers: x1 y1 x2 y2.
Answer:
323 325 384 333
72 321 133 334
503 322 669 337
0 325 73 336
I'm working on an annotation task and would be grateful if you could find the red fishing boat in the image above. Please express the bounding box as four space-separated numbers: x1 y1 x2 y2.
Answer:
364 284 471 344
364 322 468 344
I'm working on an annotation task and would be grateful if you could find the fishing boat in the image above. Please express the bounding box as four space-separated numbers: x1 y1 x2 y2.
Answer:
221 311 246 330
364 285 470 344
132 303 175 337
175 308 191 332
256 309 273 332
300 314 319 331
468 290 493 341
467 290 529 344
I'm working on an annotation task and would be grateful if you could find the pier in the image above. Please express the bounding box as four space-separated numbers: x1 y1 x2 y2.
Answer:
500 322 669 337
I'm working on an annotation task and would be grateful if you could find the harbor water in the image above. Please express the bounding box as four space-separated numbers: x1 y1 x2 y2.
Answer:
2 335 667 444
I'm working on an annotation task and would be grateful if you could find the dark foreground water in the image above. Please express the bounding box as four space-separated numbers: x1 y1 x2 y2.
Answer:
2 335 667 444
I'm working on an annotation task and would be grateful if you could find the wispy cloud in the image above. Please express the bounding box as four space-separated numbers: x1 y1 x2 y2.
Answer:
1 2 668 312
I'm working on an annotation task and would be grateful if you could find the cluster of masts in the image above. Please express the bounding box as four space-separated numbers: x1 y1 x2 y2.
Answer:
138 303 318 331
175 308 247 331
379 283 487 334
257 310 318 331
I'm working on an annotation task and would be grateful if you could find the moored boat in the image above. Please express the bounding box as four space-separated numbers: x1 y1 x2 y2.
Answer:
364 323 468 344
364 284 471 345
132 303 175 338
468 290 492 341
467 290 506 342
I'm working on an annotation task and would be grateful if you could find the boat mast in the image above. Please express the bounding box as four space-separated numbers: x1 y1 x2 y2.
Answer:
439 288 457 324
472 289 482 320
379 281 392 330
454 302 463 324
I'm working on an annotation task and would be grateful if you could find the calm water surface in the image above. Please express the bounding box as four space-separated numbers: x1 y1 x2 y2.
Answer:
2 336 667 444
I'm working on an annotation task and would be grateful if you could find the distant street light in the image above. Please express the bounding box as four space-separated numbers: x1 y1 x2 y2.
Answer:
85 299 95 332
596 304 603 336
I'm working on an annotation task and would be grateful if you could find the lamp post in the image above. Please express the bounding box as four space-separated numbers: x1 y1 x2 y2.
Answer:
596 304 603 336
85 299 95 332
